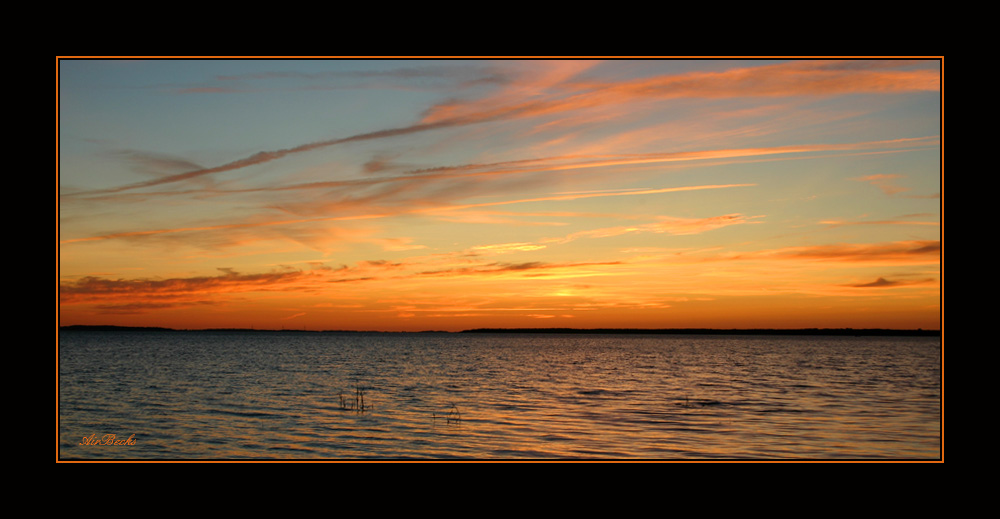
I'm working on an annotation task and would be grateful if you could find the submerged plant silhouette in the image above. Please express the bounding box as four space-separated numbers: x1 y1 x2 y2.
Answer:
432 403 462 425
339 382 372 413
447 403 461 424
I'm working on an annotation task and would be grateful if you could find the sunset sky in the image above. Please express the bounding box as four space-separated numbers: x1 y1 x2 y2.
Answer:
58 58 941 331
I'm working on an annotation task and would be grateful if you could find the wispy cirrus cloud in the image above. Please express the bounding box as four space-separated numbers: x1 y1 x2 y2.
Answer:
61 135 936 248
416 260 622 279
820 214 939 228
108 149 206 177
852 174 909 196
573 59 938 99
456 212 760 266
470 243 549 254
420 60 938 126
211 64 509 88
172 87 245 94
428 184 757 213
738 240 940 265
542 214 762 245
58 212 388 245
65 119 474 196
61 182 757 247
76 137 922 207
68 60 938 199
161 64 510 97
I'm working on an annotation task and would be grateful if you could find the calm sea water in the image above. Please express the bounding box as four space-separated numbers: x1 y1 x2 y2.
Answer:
58 331 941 460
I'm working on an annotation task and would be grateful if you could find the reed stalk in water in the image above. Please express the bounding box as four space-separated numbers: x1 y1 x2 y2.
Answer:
432 403 462 425
339 383 371 413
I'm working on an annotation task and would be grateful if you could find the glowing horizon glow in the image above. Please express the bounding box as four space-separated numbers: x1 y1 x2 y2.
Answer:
58 58 941 332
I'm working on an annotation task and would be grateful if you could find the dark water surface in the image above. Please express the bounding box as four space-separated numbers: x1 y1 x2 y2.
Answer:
58 331 941 460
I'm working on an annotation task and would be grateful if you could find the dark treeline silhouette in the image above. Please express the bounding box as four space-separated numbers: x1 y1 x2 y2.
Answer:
60 325 176 332
59 325 939 337
58 325 452 334
461 327 940 337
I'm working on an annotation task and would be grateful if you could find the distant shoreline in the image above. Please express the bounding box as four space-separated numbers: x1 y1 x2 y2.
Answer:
58 325 941 337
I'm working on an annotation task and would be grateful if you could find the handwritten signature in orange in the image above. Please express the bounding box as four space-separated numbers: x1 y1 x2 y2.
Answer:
80 434 136 446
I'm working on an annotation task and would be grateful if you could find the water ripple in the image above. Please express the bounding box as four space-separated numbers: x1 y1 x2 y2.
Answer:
59 331 941 460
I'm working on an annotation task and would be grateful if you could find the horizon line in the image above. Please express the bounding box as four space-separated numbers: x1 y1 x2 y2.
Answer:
58 324 941 336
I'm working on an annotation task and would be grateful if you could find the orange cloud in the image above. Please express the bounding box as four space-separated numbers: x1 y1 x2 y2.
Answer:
421 60 938 129
852 173 909 195
820 216 939 228
58 213 389 245
544 214 761 245
60 264 398 323
60 267 322 307
730 240 940 266
577 60 939 100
